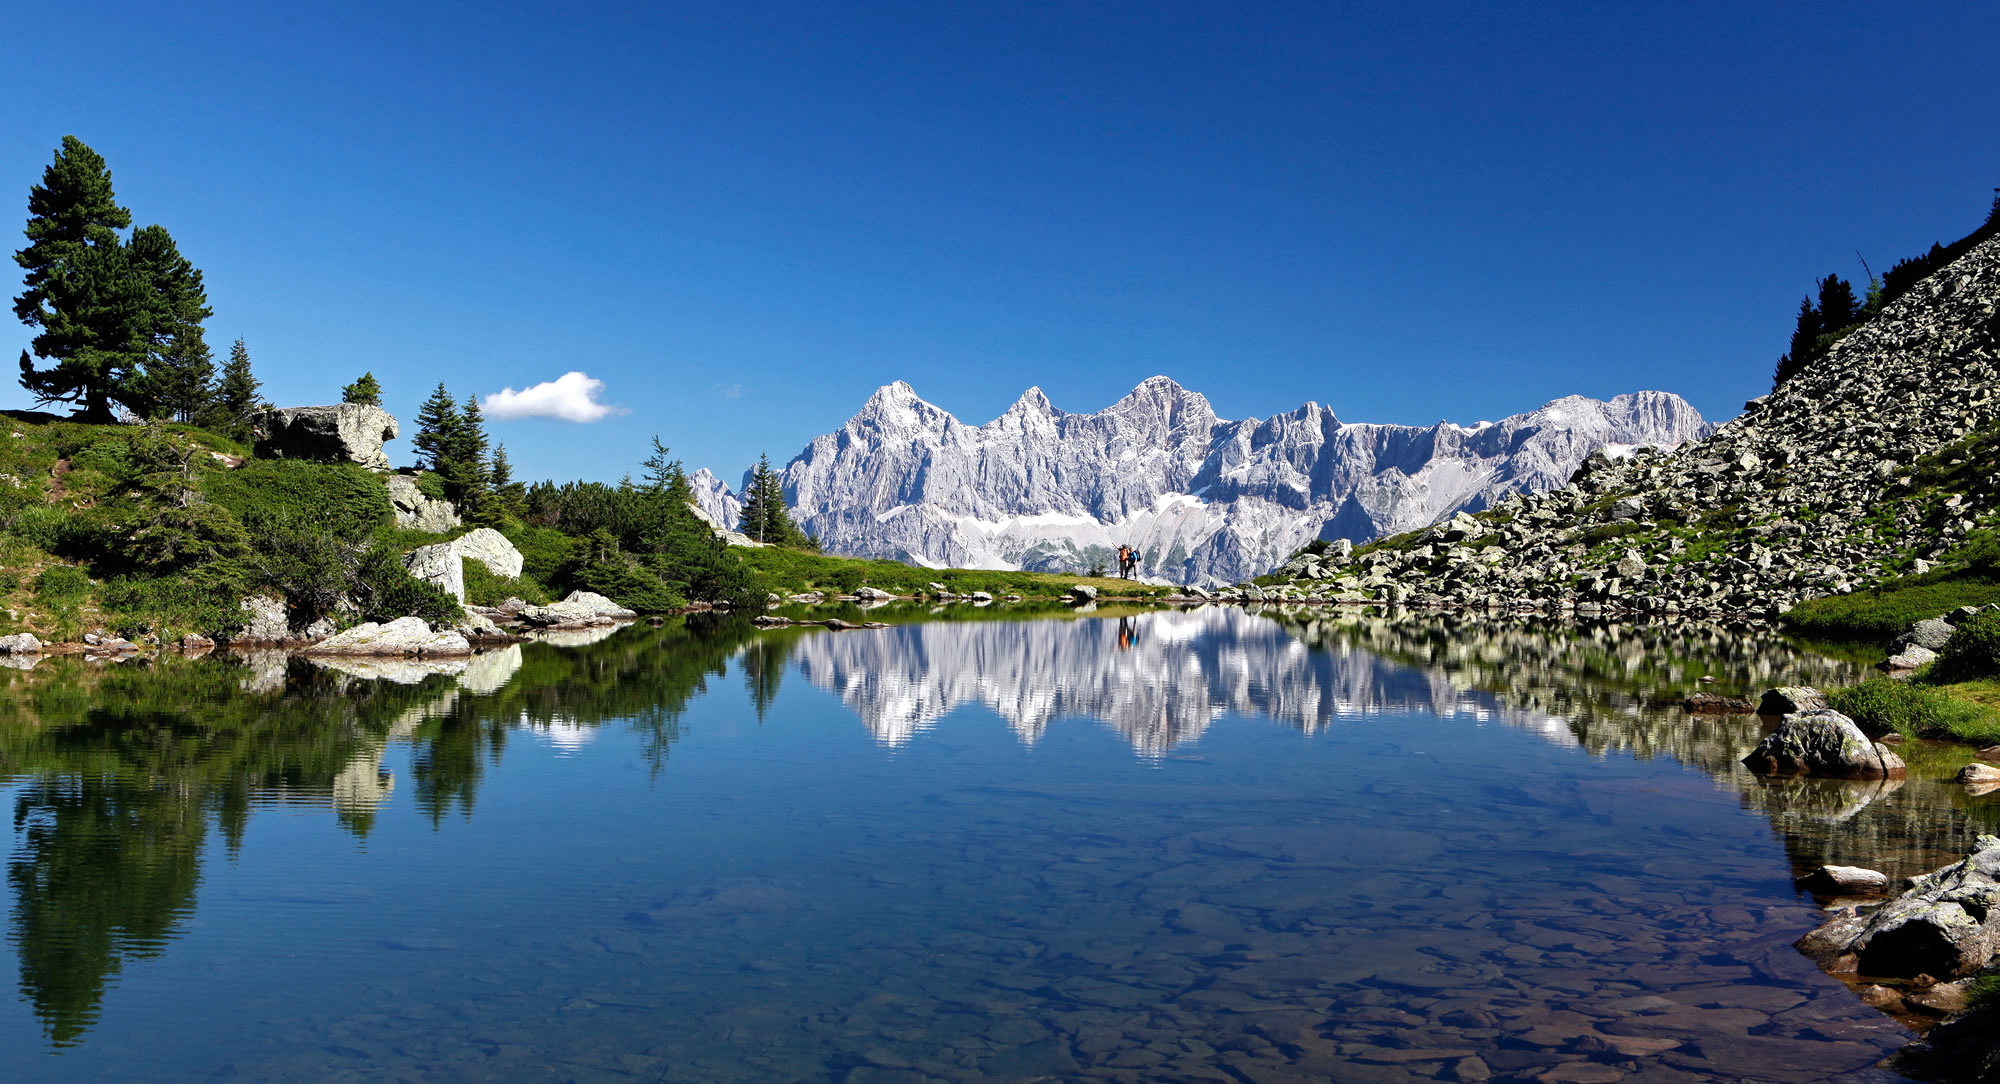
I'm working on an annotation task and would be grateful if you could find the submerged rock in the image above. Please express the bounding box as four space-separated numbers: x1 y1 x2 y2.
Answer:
1741 709 1907 779
1797 865 1890 894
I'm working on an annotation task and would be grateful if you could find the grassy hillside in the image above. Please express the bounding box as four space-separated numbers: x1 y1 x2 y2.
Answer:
738 545 1175 600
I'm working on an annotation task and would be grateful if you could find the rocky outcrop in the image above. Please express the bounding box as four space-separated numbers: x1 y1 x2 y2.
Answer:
1799 836 2000 980
305 617 471 657
1741 710 1907 779
702 378 1707 585
1258 231 2000 616
385 474 460 532
453 528 524 578
232 594 293 643
252 404 399 470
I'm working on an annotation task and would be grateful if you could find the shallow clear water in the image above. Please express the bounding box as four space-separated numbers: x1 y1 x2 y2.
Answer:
0 607 1993 1082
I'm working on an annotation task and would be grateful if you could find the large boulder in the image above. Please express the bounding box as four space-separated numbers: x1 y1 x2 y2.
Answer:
518 590 638 628
404 542 466 602
1895 617 1957 652
233 594 292 642
305 617 471 657
1741 709 1907 779
1797 836 2000 979
1068 584 1099 603
384 475 460 532
452 528 524 578
0 632 42 655
1758 686 1828 715
252 404 399 470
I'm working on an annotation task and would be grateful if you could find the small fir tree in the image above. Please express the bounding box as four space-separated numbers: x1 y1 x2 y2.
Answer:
341 372 382 406
412 383 460 474
208 338 263 441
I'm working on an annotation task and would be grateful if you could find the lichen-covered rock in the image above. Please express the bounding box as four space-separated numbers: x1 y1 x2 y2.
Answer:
252 404 399 470
305 617 471 657
453 527 524 578
404 542 465 602
1758 686 1827 715
234 594 291 642
1896 617 1958 652
1741 709 1907 778
1798 836 2000 981
0 632 42 655
385 474 460 532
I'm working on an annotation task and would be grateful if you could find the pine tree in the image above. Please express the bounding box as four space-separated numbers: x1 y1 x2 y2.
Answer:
126 224 213 421
412 383 459 474
738 455 774 543
490 442 527 520
1816 274 1859 332
208 338 263 441
341 372 382 406
449 394 494 518
1773 297 1822 389
14 137 141 420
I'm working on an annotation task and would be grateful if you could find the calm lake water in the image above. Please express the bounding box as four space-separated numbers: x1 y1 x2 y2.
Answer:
1 606 1994 1082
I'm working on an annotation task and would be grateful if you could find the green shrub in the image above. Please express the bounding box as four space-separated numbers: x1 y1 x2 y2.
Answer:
504 525 576 585
1828 677 1995 740
413 471 447 501
203 460 392 542
1935 609 2000 682
463 561 550 607
5 504 69 550
243 512 354 618
32 565 92 607
101 575 244 640
353 545 462 626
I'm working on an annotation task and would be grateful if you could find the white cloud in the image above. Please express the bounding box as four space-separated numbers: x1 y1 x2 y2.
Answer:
713 382 744 399
482 371 619 423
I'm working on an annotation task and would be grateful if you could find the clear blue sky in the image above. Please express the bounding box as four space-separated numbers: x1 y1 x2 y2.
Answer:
4 2 1997 487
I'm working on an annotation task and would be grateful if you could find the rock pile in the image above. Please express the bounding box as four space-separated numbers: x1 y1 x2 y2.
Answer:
1261 233 2000 616
385 474 460 532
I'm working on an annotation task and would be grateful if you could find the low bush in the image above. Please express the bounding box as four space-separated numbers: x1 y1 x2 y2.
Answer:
101 575 244 640
463 561 550 607
1934 609 2000 683
353 545 462 627
203 459 392 542
32 565 92 607
1784 581 2000 640
1828 677 1998 742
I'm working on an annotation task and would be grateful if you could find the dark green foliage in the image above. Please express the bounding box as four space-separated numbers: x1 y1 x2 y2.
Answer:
99 576 242 640
562 529 685 612
340 372 381 406
414 470 447 501
13 137 135 421
1815 273 1858 332
352 544 460 626
1783 581 2000 640
503 524 576 586
201 459 392 542
463 560 549 607
1935 609 2000 683
205 339 261 442
32 565 91 607
736 452 811 548
241 512 352 618
1826 678 1990 740
412 383 458 475
124 225 213 422
489 443 526 520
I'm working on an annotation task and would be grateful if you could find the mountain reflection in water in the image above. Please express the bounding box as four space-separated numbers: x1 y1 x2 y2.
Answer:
0 607 1992 1079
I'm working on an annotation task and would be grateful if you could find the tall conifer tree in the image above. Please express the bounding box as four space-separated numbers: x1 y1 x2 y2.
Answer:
14 136 141 419
208 338 262 441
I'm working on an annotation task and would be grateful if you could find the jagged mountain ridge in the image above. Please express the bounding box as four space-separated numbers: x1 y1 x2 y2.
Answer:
695 378 1710 584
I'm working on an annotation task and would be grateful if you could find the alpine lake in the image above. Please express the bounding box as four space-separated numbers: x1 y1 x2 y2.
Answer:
1 603 1993 1083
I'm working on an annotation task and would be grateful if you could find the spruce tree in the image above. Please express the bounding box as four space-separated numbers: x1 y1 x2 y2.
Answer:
341 372 382 406
14 137 140 420
449 394 494 516
1816 274 1859 332
490 442 527 520
208 338 263 441
126 224 213 421
738 455 774 543
412 383 459 474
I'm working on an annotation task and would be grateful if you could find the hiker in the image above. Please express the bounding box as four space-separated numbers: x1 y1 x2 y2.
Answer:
1116 545 1131 579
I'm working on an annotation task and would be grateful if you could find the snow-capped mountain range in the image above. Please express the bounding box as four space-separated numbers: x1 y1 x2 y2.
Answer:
692 376 1710 585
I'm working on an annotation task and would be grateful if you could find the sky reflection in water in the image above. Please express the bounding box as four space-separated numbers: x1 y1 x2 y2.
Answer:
0 607 1993 1082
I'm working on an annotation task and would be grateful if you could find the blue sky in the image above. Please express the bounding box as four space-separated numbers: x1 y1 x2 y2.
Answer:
4 2 1997 487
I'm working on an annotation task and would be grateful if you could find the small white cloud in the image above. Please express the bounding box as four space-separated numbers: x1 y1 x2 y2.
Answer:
482 371 618 423
713 382 744 399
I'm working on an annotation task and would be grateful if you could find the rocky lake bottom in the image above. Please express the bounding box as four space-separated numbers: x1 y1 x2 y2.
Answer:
0 606 1994 1082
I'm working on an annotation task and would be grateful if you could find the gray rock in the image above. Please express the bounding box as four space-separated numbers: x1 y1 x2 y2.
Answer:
404 542 465 602
306 617 472 657
252 403 399 470
518 590 638 628
1741 709 1907 779
1884 644 1940 671
1798 865 1890 894
1325 538 1353 561
0 632 43 655
853 586 897 601
299 616 336 641
178 633 214 654
452 527 524 579
234 594 291 642
1896 617 1957 652
1798 836 2000 980
1068 584 1099 602
1957 764 2000 785
1759 686 1827 715
969 590 994 602
453 609 508 640
384 474 460 532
